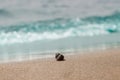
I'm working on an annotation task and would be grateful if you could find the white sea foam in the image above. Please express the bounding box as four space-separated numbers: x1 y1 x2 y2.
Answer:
0 25 110 45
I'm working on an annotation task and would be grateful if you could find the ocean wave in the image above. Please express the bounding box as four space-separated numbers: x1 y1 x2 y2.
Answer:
0 12 120 44
82 12 120 23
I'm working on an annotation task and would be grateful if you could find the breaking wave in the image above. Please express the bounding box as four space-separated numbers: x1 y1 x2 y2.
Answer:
0 12 120 45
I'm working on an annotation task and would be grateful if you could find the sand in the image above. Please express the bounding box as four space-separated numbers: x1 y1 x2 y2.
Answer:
0 48 120 80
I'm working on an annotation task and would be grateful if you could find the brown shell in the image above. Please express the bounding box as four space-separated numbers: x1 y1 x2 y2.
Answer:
55 53 64 61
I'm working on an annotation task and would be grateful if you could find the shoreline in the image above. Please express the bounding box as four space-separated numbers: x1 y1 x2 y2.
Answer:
0 45 120 64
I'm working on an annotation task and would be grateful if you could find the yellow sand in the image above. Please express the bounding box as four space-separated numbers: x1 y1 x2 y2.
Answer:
0 48 120 80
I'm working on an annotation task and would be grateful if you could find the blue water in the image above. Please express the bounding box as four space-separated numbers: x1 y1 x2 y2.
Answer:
0 0 120 62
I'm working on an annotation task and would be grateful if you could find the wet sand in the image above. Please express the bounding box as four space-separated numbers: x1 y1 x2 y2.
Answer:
0 48 120 80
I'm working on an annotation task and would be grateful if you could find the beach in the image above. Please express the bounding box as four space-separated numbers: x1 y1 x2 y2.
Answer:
0 48 120 80
0 0 120 80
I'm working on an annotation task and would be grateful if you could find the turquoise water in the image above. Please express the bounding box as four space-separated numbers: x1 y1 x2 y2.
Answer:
0 0 120 62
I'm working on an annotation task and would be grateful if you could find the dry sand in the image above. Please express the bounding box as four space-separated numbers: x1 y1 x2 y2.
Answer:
0 48 120 80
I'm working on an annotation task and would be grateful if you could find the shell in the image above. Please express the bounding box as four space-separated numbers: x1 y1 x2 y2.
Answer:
55 53 64 61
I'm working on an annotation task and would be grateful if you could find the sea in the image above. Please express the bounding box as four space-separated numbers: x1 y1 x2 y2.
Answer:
0 0 120 62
